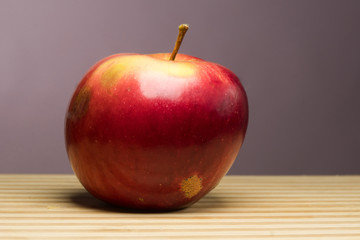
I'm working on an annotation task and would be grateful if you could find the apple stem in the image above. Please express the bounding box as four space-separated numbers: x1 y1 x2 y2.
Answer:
169 24 189 61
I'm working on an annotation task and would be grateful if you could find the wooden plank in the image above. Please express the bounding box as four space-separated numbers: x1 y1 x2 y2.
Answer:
0 175 359 239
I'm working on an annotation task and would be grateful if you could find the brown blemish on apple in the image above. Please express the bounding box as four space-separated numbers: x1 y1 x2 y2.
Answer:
67 86 91 121
180 175 203 199
138 197 144 202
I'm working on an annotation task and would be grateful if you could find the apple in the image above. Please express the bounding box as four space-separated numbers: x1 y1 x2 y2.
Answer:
65 24 248 210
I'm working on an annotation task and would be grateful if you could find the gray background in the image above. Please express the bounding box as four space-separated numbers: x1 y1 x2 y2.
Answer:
1 0 359 174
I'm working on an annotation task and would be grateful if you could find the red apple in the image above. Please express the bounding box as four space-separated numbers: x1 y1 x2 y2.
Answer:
65 24 248 210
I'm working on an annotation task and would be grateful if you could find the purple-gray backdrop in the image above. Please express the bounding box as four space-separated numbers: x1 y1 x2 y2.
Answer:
1 0 359 174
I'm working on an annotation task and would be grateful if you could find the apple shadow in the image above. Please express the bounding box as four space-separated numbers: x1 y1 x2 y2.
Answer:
67 189 228 214
68 190 178 214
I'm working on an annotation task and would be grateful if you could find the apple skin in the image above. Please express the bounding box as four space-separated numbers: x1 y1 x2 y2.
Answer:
65 53 248 210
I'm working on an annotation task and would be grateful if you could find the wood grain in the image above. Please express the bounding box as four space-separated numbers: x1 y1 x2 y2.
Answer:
0 175 359 239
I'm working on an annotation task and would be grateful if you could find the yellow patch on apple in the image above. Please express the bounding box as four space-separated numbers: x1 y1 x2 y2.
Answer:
101 55 196 85
180 175 203 199
153 60 196 78
97 57 133 89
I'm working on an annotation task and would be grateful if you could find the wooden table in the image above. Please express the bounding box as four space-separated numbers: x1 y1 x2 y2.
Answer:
1 175 360 239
